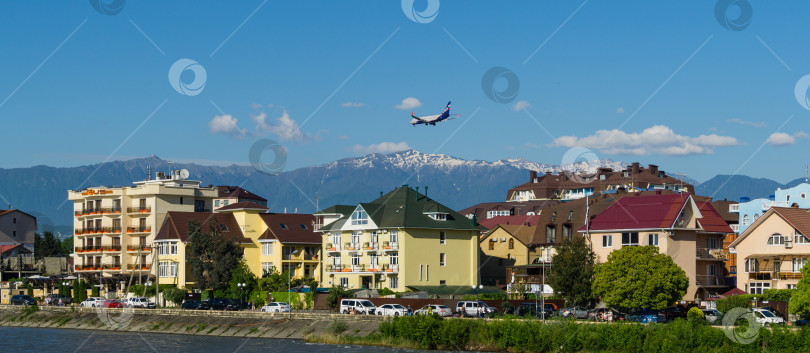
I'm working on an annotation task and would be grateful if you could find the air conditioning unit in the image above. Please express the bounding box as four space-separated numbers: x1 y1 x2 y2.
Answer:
501 237 506 242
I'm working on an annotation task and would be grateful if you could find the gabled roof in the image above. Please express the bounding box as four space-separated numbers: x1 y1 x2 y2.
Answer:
696 201 734 233
584 193 694 231
319 186 479 231
316 205 356 216
482 224 538 247
155 212 250 243
730 207 810 248
215 202 269 212
257 213 321 244
0 209 37 220
0 244 31 255
478 215 540 230
217 186 267 201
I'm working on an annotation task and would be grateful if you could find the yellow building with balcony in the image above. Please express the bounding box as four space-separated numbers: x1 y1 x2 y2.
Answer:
315 186 481 291
154 202 322 289
68 170 217 285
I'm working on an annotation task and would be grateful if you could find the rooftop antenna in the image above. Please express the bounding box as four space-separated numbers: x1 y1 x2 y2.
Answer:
805 165 808 183
673 172 687 193
146 165 151 181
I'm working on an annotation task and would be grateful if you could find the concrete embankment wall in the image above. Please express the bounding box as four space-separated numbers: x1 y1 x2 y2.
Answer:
0 305 382 339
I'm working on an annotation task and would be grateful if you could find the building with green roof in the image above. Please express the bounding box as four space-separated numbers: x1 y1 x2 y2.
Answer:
315 186 481 291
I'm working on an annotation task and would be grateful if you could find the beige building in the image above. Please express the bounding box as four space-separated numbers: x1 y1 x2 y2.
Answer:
584 193 732 301
68 170 217 282
729 207 810 294
0 209 37 252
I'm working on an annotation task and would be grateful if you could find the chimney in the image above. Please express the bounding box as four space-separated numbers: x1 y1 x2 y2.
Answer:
425 186 429 199
649 164 658 175
380 191 383 197
415 187 419 201
792 203 800 208
631 162 640 175
530 171 538 182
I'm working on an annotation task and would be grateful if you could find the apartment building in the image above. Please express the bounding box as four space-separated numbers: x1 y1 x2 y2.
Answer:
731 183 810 233
68 170 216 281
213 186 268 210
0 209 37 252
315 186 480 291
729 206 810 294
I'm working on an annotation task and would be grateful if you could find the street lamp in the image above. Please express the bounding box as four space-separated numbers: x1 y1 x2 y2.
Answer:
237 283 246 310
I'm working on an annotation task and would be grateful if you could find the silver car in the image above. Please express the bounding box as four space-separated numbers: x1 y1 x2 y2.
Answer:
80 297 105 307
260 302 291 312
376 304 408 316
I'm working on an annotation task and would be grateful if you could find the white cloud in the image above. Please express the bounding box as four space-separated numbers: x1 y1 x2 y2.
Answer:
523 142 540 149
512 100 530 111
767 132 796 146
616 107 625 114
341 102 364 108
208 115 247 137
351 142 410 155
794 131 810 139
252 110 315 143
337 135 351 140
728 118 767 128
552 125 738 156
394 97 422 110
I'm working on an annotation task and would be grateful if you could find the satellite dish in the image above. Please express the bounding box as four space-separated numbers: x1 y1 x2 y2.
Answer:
179 169 190 179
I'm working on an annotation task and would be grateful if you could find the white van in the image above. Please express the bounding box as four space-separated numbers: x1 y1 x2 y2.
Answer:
455 301 497 316
340 299 377 315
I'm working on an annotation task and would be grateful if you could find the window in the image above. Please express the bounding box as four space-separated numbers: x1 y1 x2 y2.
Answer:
489 240 495 250
351 231 361 246
279 224 288 230
12 231 16 237
261 262 274 275
706 238 718 249
562 224 572 241
567 210 573 221
261 242 273 256
158 262 168 277
428 213 447 221
788 284 797 289
331 234 341 248
170 242 177 255
546 225 556 243
299 224 307 230
351 254 359 267
158 243 168 255
508 238 514 249
351 209 369 225
340 278 348 288
649 233 659 246
370 253 378 268
390 231 399 244
708 264 717 276
803 193 807 199
419 265 423 281
224 200 229 206
745 258 759 273
440 280 446 286
767 234 784 246
602 235 612 248
749 282 770 294
793 258 808 272
795 231 810 244
170 262 178 277
215 200 220 207
621 232 639 246
179 197 183 205
440 253 446 266
332 256 341 267
390 276 398 289
390 252 398 265
742 214 749 226
13 217 16 224
440 231 446 244
219 223 228 232
486 210 510 219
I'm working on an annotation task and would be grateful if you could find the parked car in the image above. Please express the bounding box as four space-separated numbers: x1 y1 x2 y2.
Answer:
415 304 453 317
231 299 251 310
561 307 589 319
102 299 125 308
208 298 239 311
661 306 689 322
455 301 497 317
760 306 785 320
181 300 210 310
626 309 666 323
260 302 291 313
10 295 36 306
125 297 156 309
80 297 105 307
752 308 785 325
701 309 723 324
339 299 377 315
590 308 624 322
44 294 72 305
517 303 556 318
376 304 408 316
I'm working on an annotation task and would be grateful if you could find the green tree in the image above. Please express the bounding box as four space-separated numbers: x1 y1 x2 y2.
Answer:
547 238 596 306
259 267 292 292
162 287 186 306
186 220 243 292
34 232 64 259
73 280 87 303
91 284 100 297
27 283 33 297
592 246 688 310
790 261 810 318
326 286 351 310
61 237 74 256
227 261 258 301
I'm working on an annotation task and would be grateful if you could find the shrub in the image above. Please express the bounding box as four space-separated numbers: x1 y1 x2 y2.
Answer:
162 287 186 306
377 288 395 296
91 285 99 297
686 307 704 323
327 286 351 310
327 319 348 335
501 301 514 315
27 283 33 297
717 294 755 313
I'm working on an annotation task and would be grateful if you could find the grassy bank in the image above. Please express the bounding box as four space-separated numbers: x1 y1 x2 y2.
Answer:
307 315 810 352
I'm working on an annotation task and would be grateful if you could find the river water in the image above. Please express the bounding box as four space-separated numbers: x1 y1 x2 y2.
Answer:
0 327 446 352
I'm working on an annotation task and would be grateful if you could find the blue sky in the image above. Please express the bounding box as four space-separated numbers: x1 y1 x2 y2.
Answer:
1 1 809 183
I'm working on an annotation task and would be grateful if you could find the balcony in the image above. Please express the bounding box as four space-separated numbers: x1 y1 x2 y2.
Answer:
363 242 379 252
730 224 740 233
696 275 724 287
75 246 103 254
76 265 102 271
762 201 789 211
381 264 398 273
383 241 399 251
747 269 804 281
127 226 152 234
326 243 341 253
127 206 151 214
102 245 122 253
344 242 360 252
127 245 152 252
127 264 151 271
76 227 104 235
696 248 728 261
102 264 123 271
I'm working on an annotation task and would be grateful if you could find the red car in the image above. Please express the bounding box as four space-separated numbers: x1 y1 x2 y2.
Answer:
102 299 124 308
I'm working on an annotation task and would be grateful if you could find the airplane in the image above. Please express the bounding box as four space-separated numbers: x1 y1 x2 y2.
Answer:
410 101 459 126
